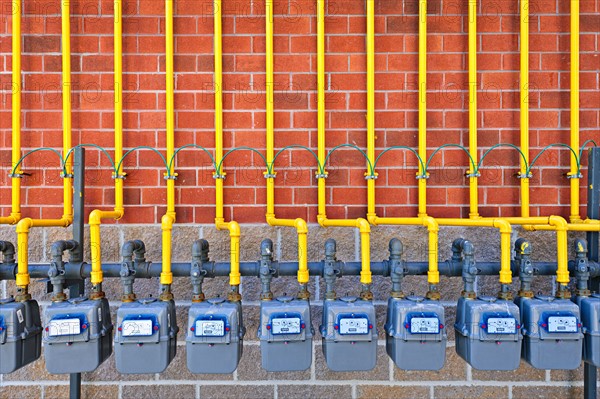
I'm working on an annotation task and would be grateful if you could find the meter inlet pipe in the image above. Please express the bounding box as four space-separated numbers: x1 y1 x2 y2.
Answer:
317 0 372 300
213 0 241 302
159 0 177 301
88 0 126 299
264 0 310 299
366 0 440 300
1 0 22 225
15 0 75 301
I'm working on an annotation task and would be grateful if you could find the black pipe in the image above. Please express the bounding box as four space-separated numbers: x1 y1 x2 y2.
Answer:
0 241 15 265
51 240 79 261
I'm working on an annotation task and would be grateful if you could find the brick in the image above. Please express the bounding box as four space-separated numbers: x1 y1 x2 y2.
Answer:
357 385 430 399
0 386 41 399
512 386 584 399
122 385 196 399
201 385 274 399
279 385 352 399
435 386 509 399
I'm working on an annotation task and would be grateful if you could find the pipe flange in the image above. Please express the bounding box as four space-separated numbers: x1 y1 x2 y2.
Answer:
213 173 226 180
497 291 513 301
228 291 242 302
518 290 535 298
315 172 329 179
260 292 274 301
51 292 68 303
60 173 74 179
89 291 106 300
426 290 441 301
461 290 477 299
391 291 405 299
566 172 583 179
555 290 572 300
192 293 206 303
121 293 137 303
574 289 591 297
517 172 533 179
15 293 32 302
159 291 175 301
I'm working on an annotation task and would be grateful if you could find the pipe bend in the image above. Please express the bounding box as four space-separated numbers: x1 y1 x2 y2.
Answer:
89 209 104 226
293 218 308 234
356 218 371 233
16 217 34 234
548 215 568 230
122 240 146 258
226 220 241 237
492 219 512 234
367 214 378 225
421 216 439 232
0 241 15 260
161 213 175 230
51 240 78 258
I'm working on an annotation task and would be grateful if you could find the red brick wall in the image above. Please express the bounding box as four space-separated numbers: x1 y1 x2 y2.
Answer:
0 0 599 224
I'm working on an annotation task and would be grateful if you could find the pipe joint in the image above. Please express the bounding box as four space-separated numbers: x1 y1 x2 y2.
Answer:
0 241 16 264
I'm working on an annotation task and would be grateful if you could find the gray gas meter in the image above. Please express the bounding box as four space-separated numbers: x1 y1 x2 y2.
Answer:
43 297 113 374
518 295 582 370
115 298 178 374
320 296 377 371
0 298 42 374
186 297 245 374
384 296 446 370
576 294 600 367
455 296 522 370
258 296 313 372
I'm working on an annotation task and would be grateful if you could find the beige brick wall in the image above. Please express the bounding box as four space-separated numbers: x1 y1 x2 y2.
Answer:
0 225 594 399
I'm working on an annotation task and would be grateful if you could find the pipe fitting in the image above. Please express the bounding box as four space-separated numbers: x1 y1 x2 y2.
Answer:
324 239 338 300
459 240 477 298
574 239 590 297
0 241 16 264
259 239 274 300
192 239 210 263
548 215 570 286
388 239 405 298
515 239 534 298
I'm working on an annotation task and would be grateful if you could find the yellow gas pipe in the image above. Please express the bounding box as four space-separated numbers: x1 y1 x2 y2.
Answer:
264 0 309 291
366 0 440 297
0 0 22 226
519 0 531 217
159 0 177 297
213 0 241 296
88 0 126 295
317 0 372 295
467 0 479 219
569 0 581 223
15 0 74 297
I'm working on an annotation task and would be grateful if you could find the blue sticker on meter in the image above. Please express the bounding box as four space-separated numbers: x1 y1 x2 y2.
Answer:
47 314 88 337
121 314 158 337
193 315 229 337
335 313 371 335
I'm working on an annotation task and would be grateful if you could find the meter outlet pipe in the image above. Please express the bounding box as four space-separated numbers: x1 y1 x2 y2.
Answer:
88 0 126 299
213 0 242 302
15 0 75 301
366 0 441 300
159 0 177 301
264 0 310 298
316 0 372 299
0 0 23 226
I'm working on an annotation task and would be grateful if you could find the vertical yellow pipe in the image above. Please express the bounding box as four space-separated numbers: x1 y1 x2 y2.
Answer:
160 0 175 288
468 0 480 218
61 0 73 221
366 0 376 220
569 0 580 222
520 0 530 217
212 0 241 289
417 0 428 217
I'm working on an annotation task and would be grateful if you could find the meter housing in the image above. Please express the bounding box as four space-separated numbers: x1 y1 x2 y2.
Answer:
115 298 178 374
43 297 113 373
384 296 446 370
0 298 42 374
258 296 313 372
576 294 600 367
320 296 377 371
455 296 522 370
518 295 582 369
186 297 245 374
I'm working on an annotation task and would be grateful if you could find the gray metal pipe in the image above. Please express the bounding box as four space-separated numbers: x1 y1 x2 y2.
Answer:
0 241 15 265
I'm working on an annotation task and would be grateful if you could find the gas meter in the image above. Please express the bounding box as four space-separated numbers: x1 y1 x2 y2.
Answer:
519 295 582 369
0 298 42 374
43 296 112 373
115 298 178 374
186 297 245 374
576 294 600 367
384 296 446 370
258 296 313 372
320 296 377 371
455 296 521 370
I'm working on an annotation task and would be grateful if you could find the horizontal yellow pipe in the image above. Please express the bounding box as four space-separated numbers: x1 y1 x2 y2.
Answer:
436 218 513 285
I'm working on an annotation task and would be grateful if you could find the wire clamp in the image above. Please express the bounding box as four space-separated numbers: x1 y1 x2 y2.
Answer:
8 173 24 179
465 171 481 178
364 172 378 180
566 172 583 179
60 173 74 179
263 172 277 179
112 173 127 180
213 173 226 180
415 173 429 180
315 172 329 180
163 173 178 181
517 172 533 179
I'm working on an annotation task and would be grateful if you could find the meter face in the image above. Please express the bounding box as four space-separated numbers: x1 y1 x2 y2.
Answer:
122 319 153 337
271 317 301 335
486 317 516 334
48 318 81 336
339 318 369 335
195 320 225 337
547 316 577 333
410 317 440 334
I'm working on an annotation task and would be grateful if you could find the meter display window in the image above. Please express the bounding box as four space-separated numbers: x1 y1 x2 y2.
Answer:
271 317 301 335
486 317 517 334
122 319 154 337
410 317 440 334
338 317 369 335
195 319 225 337
48 318 81 337
547 316 578 333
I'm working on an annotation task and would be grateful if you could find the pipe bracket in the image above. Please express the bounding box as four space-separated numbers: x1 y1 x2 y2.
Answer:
112 173 127 180
60 173 74 179
213 173 226 180
465 172 481 178
517 172 533 179
567 172 583 179
163 173 178 180
315 172 329 179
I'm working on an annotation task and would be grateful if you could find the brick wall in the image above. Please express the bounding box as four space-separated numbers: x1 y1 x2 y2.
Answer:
0 0 599 398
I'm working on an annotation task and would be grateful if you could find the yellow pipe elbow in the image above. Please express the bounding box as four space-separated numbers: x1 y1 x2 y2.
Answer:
491 219 513 285
548 216 570 285
356 218 372 285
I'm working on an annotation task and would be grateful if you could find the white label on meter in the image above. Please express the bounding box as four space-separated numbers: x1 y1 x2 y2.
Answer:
410 317 440 334
48 318 81 336
122 319 153 337
339 318 369 335
548 316 577 333
487 317 516 334
195 320 225 337
272 317 301 334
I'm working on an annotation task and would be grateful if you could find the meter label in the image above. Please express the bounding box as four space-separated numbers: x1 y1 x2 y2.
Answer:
339 318 369 335
195 320 225 337
271 317 301 335
122 319 153 337
48 318 81 336
547 316 577 333
487 317 516 334
410 317 440 334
